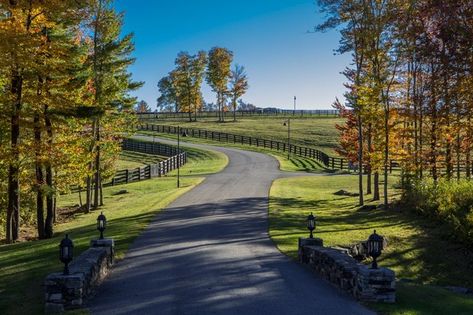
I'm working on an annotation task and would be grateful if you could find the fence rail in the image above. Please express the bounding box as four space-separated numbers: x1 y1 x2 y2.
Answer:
139 124 473 176
71 139 187 192
137 109 340 120
138 123 359 171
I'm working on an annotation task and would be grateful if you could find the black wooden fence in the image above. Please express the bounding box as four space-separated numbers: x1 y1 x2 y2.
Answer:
138 124 471 176
71 139 187 192
106 139 187 186
137 123 370 171
137 109 340 121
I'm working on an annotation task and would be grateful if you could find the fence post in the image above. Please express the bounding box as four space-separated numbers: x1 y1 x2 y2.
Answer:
126 169 129 183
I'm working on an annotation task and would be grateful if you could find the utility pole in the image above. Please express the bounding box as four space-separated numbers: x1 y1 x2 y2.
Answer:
293 96 296 116
284 119 291 160
177 126 180 188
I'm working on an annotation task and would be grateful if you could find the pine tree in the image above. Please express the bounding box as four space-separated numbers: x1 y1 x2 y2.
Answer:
86 0 142 210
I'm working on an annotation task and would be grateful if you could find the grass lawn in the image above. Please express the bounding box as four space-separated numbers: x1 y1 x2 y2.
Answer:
0 145 227 315
144 116 344 155
116 150 167 170
136 131 341 175
269 175 473 315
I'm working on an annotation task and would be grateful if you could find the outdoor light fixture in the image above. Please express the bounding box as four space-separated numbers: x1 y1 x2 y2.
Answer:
97 212 107 239
59 234 74 275
283 118 291 159
307 212 316 239
367 230 384 269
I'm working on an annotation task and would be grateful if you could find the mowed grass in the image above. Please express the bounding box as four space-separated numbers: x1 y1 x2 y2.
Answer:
0 145 227 315
116 150 167 169
137 132 338 174
145 117 344 155
269 175 473 315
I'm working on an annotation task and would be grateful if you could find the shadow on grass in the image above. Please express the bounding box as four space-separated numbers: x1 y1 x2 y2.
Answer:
270 194 473 289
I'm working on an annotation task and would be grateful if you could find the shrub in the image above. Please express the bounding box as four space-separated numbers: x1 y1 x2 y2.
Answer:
401 178 473 246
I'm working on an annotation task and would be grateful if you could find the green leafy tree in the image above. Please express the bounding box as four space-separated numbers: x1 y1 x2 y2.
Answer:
229 65 249 122
86 0 143 210
206 47 233 122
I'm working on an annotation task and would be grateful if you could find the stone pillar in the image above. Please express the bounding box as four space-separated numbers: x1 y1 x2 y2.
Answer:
355 267 396 303
298 237 323 263
44 273 84 314
90 238 115 263
44 239 115 314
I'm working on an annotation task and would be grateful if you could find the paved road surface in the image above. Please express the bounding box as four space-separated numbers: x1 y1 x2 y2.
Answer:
89 138 373 315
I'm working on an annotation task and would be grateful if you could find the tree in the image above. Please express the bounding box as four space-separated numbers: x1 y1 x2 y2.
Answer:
0 0 90 241
206 47 233 122
157 74 178 112
172 51 207 121
229 65 249 122
135 100 150 113
86 0 143 210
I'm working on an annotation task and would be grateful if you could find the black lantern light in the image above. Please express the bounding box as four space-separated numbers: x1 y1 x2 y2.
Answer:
59 234 74 275
97 212 107 239
307 212 316 238
367 230 384 269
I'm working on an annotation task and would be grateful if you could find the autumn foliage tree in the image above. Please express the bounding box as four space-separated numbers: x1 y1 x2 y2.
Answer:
319 0 473 207
0 0 140 242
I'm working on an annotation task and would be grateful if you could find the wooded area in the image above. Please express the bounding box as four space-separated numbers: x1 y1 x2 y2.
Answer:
0 0 140 243
318 0 473 207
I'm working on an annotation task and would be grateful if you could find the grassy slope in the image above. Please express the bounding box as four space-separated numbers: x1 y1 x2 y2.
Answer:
269 175 473 315
0 145 227 315
116 150 167 169
137 131 338 174
145 117 344 155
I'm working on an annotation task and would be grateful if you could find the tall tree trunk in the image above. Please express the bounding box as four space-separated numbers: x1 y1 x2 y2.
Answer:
357 114 364 206
430 64 438 183
86 173 92 213
94 118 101 209
34 113 45 239
383 104 389 208
44 106 54 238
233 98 237 122
7 73 23 243
100 179 104 206
467 116 471 179
419 93 424 179
373 172 380 201
444 68 452 180
366 124 372 195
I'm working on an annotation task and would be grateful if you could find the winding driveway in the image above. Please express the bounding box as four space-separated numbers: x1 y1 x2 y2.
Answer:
89 137 373 315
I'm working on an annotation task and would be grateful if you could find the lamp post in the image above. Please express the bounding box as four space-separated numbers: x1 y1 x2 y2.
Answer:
59 234 74 275
367 230 384 269
283 119 291 159
97 212 107 239
177 125 180 188
293 96 297 116
307 213 316 238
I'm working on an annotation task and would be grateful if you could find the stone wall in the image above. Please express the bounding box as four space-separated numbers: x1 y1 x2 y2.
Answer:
298 238 395 303
44 239 114 313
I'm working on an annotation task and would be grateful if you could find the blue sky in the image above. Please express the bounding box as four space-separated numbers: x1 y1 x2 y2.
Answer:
115 0 350 110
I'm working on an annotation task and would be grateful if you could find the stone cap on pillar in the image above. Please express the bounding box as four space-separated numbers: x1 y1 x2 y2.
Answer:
90 238 114 248
298 237 323 248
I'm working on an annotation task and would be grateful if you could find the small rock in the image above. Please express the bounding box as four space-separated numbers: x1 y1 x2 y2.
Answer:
334 190 358 196
444 286 473 295
112 189 128 196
